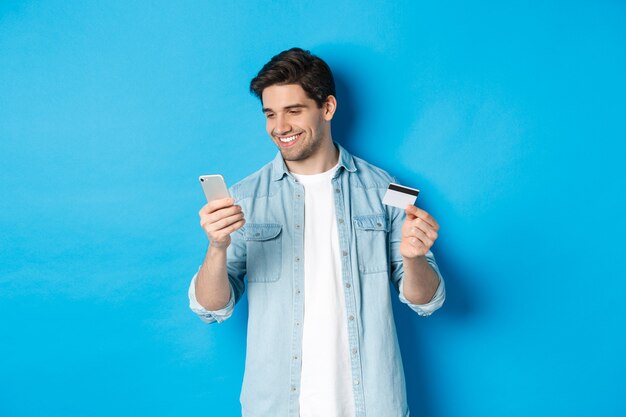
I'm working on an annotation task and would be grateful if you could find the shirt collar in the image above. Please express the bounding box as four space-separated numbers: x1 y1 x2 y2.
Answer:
270 142 357 182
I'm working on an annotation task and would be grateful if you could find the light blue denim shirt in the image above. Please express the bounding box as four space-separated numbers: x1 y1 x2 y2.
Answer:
189 143 445 417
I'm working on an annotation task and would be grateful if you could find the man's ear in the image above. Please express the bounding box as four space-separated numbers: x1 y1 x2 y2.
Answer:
323 95 337 121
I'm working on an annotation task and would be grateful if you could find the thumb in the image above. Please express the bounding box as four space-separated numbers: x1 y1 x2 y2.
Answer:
405 204 417 220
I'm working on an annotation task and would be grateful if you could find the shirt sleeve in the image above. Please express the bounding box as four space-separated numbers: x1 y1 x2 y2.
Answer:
397 251 446 317
388 201 446 317
188 267 236 324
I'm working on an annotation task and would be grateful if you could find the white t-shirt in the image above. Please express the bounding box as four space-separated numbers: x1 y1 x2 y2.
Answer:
292 165 355 417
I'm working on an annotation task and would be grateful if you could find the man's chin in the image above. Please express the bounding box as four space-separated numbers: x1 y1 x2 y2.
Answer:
277 137 321 162
279 148 307 162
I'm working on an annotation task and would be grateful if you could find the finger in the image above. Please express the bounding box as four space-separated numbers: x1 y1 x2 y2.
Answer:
228 218 246 233
402 236 428 258
205 204 242 224
407 238 427 253
213 219 246 241
405 205 439 230
408 218 439 241
199 199 234 216
206 197 235 214
404 205 418 220
407 227 433 249
208 211 245 232
203 209 243 229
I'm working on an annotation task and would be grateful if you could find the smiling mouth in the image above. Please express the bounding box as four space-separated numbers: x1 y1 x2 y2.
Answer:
277 132 302 144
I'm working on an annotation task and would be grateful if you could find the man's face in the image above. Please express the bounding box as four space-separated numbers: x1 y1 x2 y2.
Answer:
261 84 334 162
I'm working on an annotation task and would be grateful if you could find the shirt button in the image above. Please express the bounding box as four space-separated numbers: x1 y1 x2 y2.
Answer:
376 222 382 227
342 251 348 257
295 289 301 295
353 379 360 385
295 257 300 262
338 219 344 224
295 322 300 326
255 232 260 237
348 315 354 321
295 224 300 229
291 385 297 392
293 355 298 360
296 194 302 198
345 283 351 288
335 188 340 193
352 347 357 354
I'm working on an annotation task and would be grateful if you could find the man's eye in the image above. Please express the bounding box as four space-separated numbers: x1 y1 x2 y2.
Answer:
288 110 301 115
265 113 275 119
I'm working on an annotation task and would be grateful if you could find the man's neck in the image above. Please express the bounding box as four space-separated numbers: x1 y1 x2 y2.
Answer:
285 138 339 175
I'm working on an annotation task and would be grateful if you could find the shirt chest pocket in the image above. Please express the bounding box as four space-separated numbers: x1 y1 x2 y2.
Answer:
244 223 283 283
353 213 389 274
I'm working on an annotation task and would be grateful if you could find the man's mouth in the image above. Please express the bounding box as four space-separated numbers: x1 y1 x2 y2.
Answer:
277 132 302 146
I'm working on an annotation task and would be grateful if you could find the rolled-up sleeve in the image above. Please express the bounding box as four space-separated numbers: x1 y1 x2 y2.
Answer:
398 251 446 317
188 268 236 324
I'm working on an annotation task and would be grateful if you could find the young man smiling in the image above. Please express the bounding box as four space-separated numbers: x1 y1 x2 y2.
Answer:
189 48 445 417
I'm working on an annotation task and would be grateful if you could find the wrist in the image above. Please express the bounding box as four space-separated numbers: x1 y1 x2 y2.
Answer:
402 255 431 272
208 241 229 254
402 254 426 263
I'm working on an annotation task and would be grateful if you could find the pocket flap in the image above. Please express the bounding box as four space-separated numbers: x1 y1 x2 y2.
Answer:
353 214 389 231
244 223 282 241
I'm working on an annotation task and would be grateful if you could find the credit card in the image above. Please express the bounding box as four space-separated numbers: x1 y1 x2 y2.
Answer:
382 183 420 209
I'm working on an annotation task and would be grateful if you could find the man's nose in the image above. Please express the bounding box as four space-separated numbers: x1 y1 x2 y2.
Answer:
274 115 291 135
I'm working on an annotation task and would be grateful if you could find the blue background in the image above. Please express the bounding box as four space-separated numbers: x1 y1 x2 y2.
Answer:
1 1 625 416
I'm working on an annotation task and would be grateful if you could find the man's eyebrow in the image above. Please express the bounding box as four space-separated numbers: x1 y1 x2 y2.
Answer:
262 104 307 113
284 104 307 110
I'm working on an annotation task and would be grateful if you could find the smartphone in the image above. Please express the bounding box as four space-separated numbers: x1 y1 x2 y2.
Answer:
199 174 231 203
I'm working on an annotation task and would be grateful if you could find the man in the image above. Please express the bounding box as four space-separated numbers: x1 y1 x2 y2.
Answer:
189 47 445 417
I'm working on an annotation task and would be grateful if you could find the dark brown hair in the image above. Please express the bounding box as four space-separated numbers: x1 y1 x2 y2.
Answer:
250 47 336 108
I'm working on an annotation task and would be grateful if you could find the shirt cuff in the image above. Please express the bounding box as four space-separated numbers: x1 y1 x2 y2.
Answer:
398 258 446 317
188 268 235 324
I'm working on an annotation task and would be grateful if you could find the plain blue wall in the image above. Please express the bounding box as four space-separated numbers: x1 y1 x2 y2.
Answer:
1 1 625 416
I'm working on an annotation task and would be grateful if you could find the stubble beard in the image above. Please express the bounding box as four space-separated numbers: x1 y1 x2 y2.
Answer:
279 132 325 162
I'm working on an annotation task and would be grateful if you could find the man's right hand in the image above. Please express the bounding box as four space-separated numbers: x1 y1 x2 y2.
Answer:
199 198 246 250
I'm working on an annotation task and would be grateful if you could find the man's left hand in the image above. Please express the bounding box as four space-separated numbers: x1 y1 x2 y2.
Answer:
400 205 440 259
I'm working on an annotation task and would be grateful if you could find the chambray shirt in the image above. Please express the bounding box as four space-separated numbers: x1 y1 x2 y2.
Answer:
189 144 445 417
